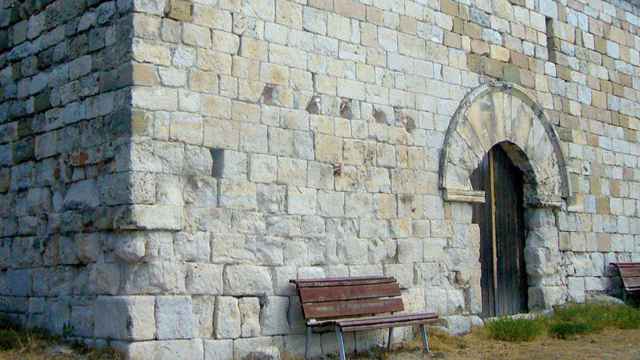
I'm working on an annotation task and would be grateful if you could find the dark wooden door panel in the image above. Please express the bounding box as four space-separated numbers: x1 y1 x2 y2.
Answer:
473 144 528 317
493 146 527 315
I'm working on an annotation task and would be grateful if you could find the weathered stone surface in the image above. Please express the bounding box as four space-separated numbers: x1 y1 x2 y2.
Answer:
441 315 472 335
204 339 233 360
156 296 194 339
233 337 279 360
186 264 223 295
94 296 155 340
119 339 204 360
261 296 289 335
63 180 100 210
224 265 273 295
214 296 241 339
239 297 261 337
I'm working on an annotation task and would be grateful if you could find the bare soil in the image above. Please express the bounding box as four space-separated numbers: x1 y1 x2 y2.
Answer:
376 328 640 360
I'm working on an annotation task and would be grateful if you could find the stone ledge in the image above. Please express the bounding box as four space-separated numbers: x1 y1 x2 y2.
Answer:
443 188 486 203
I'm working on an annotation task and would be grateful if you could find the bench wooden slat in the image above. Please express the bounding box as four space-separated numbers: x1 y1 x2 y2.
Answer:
303 297 404 319
614 262 640 267
619 267 640 278
299 282 401 303
622 276 640 290
341 318 440 332
292 276 396 288
611 263 640 296
336 312 438 327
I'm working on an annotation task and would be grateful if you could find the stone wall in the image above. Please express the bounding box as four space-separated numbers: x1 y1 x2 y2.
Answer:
3 0 640 358
0 0 136 347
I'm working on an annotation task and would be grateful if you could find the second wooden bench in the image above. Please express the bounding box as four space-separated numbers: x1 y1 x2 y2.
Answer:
611 262 640 301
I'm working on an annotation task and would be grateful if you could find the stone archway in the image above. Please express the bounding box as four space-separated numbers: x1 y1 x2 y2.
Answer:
439 81 570 311
439 81 570 207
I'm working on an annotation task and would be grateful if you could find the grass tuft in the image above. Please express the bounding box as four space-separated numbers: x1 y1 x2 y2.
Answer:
485 317 545 342
552 303 640 332
485 303 640 342
548 321 592 339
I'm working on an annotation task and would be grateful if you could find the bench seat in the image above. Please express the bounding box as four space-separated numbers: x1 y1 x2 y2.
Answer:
336 312 440 332
291 276 440 360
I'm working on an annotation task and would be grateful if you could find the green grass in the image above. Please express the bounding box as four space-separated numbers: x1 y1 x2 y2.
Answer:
485 317 545 342
486 303 640 342
551 303 640 333
548 321 593 339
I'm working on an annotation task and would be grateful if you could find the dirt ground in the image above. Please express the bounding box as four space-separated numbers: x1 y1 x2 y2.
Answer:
2 328 640 359
377 328 640 360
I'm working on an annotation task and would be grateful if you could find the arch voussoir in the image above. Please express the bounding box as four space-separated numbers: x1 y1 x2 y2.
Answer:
439 82 570 207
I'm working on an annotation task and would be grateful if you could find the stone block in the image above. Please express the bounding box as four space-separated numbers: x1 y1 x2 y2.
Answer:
224 265 273 295
132 87 177 111
111 232 147 263
63 180 100 210
239 297 261 337
192 296 215 338
250 154 278 183
174 231 210 262
315 134 342 162
317 191 345 217
120 205 183 230
167 0 192 21
94 296 155 340
261 296 289 335
441 315 471 335
187 263 223 295
119 339 204 360
240 123 269 153
219 180 257 210
234 337 278 360
277 158 307 186
121 261 184 295
204 339 233 360
214 296 241 339
156 296 194 339
288 187 316 215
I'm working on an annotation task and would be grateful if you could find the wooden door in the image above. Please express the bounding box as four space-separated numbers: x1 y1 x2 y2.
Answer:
470 145 528 317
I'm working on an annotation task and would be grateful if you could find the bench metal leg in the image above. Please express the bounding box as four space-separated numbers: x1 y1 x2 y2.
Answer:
420 324 430 353
387 327 393 351
304 326 311 359
336 327 347 360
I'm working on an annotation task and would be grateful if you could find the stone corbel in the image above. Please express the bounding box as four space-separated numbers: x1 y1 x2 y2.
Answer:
443 188 486 203
525 193 563 208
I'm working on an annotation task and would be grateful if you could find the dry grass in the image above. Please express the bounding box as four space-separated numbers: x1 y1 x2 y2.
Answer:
0 325 120 360
4 304 640 360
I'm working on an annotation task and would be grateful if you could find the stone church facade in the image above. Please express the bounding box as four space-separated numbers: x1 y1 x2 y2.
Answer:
1 0 640 358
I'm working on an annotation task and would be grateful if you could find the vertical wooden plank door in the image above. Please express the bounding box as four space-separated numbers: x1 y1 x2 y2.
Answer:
471 145 528 318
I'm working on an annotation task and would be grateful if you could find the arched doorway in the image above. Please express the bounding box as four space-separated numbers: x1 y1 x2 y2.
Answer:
471 143 528 317
438 82 572 313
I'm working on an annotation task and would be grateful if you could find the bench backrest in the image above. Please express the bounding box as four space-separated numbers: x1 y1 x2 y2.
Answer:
290 276 404 321
612 262 640 292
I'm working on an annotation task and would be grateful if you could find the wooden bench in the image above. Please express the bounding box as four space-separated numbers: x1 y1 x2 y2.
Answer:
290 276 439 360
611 262 640 300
